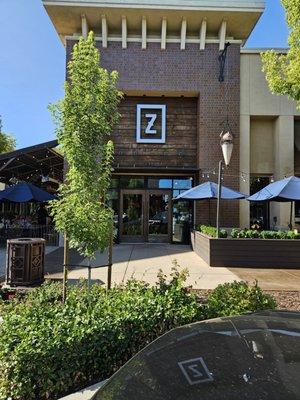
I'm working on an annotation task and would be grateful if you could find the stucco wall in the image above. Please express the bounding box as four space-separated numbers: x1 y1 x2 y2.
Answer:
250 118 274 175
240 51 299 228
295 120 300 175
240 52 300 117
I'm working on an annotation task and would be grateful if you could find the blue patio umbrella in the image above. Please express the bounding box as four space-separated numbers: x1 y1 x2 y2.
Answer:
174 182 246 226
247 176 300 228
174 181 247 201
0 182 56 203
247 176 300 202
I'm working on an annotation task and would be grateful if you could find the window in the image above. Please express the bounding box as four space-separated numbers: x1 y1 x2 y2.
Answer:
120 177 145 189
173 179 192 190
250 176 270 230
148 178 172 189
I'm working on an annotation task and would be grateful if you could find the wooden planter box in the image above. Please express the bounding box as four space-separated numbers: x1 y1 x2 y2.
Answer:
191 231 300 269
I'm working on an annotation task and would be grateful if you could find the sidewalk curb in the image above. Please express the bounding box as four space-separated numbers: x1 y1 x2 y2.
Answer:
59 380 107 400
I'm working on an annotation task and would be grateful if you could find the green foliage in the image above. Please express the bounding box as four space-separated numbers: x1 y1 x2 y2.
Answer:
260 230 280 240
230 228 300 240
0 271 202 400
0 272 276 400
230 228 239 238
49 32 122 257
235 229 260 239
247 229 260 238
261 0 300 109
199 226 300 240
287 230 300 239
203 281 276 319
0 117 16 154
197 225 228 238
219 229 228 238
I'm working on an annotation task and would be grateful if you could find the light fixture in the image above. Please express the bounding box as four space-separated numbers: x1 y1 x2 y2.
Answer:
220 130 234 167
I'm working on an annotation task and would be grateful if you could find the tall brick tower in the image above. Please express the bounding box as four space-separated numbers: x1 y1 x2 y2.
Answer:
43 0 265 242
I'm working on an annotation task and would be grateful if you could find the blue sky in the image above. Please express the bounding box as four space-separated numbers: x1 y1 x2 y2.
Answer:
0 0 289 149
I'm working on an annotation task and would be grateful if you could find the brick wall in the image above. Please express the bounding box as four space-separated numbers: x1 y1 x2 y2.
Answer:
66 40 241 227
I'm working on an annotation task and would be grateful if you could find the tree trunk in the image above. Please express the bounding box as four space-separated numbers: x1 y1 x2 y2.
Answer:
107 226 113 290
88 258 92 292
62 235 69 303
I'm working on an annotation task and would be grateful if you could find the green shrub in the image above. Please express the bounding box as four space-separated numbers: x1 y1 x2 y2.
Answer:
0 274 276 400
203 281 276 319
0 270 202 400
260 230 277 239
230 228 300 240
236 229 260 239
250 229 260 238
237 229 247 238
286 230 300 239
198 225 217 237
294 231 300 239
243 229 260 238
231 228 239 238
219 229 228 238
198 225 227 238
276 230 288 239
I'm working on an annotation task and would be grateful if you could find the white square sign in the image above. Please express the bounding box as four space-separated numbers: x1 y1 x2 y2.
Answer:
136 104 166 144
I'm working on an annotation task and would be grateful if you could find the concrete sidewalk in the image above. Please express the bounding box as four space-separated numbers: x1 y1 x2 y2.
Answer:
47 243 240 290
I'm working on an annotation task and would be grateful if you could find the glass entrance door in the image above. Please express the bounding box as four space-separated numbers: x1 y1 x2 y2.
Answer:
120 190 145 242
148 190 171 243
120 189 172 243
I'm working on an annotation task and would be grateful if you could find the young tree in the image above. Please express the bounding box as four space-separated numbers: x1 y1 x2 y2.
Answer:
0 117 16 153
49 32 121 273
261 0 300 109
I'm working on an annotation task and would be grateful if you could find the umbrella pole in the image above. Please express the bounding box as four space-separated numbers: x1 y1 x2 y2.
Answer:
289 201 293 230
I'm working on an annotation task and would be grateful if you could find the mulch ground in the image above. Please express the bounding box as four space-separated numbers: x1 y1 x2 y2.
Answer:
265 291 300 311
194 290 300 311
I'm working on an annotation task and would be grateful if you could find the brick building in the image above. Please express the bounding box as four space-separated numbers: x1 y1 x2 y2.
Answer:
43 0 300 243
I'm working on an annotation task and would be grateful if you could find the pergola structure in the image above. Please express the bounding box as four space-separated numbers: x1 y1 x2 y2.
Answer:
0 140 63 193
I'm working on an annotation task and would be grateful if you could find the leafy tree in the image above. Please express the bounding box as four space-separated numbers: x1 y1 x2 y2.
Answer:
0 117 16 154
261 0 300 109
49 32 122 259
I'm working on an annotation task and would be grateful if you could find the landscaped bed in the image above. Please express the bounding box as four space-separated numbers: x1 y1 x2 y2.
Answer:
194 289 300 312
0 273 275 400
192 225 300 268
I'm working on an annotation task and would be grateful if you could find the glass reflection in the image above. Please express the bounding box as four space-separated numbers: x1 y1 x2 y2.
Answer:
173 179 192 190
120 177 145 189
122 194 143 236
148 193 169 242
148 179 172 189
173 200 192 243
93 312 300 400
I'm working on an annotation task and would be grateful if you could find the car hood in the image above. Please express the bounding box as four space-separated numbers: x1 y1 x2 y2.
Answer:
93 311 300 400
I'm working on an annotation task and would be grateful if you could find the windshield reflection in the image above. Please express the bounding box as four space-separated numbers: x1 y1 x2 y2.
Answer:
93 311 300 400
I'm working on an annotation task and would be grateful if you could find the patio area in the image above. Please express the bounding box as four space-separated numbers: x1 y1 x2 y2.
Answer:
2 243 300 291
45 243 300 291
46 243 239 290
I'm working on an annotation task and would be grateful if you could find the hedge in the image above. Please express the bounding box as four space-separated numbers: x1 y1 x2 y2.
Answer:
231 228 300 239
202 280 276 319
197 225 300 240
0 271 276 400
197 225 228 238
